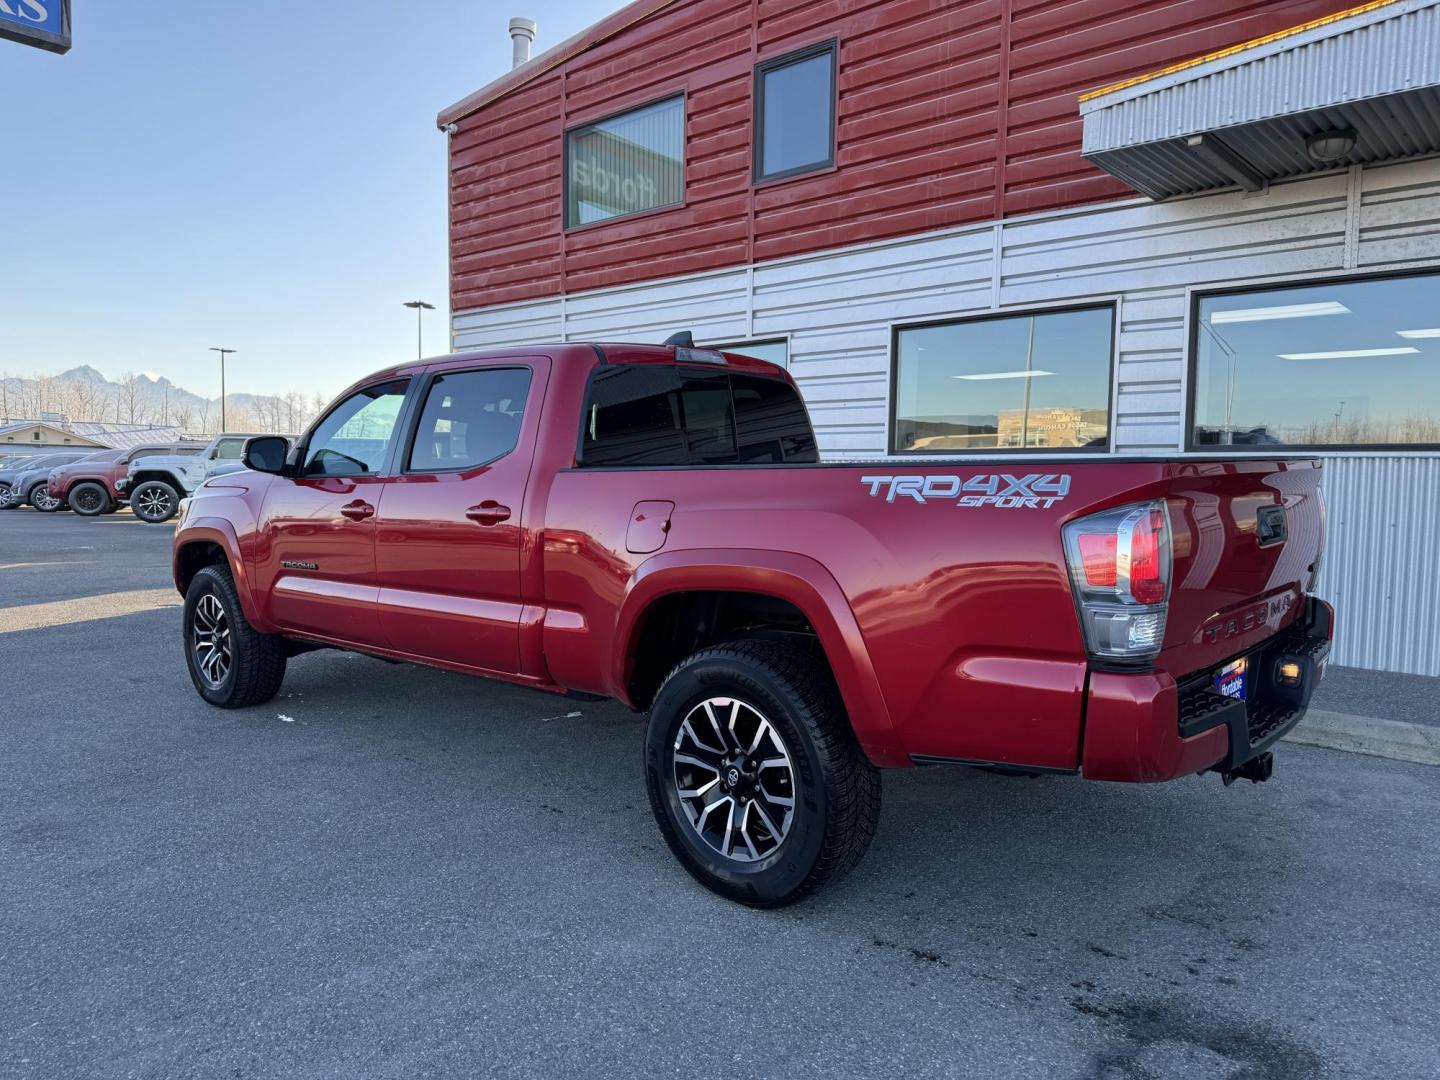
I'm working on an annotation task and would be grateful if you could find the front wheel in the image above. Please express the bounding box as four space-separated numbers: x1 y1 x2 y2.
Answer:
31 485 63 512
131 480 179 523
0 483 12 509
183 564 287 708
644 641 882 907
69 482 112 516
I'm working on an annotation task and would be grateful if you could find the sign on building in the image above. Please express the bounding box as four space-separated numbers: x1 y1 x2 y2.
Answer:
0 0 70 54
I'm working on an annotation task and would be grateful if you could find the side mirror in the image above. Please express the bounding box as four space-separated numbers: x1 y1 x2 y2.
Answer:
243 436 289 475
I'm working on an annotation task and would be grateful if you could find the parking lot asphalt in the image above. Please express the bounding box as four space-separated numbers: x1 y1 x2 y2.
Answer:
3 509 1439 1080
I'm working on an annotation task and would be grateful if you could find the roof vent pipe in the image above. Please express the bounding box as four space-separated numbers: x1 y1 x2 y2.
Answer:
509 17 537 68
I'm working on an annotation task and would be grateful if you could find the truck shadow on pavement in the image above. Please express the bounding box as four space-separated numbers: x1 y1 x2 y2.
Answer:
257 652 1338 1079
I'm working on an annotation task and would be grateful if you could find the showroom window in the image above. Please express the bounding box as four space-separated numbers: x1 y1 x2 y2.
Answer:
892 306 1114 454
1193 273 1440 449
565 95 684 228
754 40 836 183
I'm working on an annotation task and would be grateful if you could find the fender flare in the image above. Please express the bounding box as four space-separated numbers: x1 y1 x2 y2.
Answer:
172 517 268 631
613 548 908 768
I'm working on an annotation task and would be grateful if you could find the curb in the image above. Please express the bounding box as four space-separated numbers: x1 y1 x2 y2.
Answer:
1284 708 1440 766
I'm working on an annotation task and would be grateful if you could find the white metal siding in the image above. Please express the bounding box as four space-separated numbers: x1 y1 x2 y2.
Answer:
452 158 1440 676
1316 456 1440 675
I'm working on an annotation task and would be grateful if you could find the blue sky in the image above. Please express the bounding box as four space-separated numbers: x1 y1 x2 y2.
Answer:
2 1 616 400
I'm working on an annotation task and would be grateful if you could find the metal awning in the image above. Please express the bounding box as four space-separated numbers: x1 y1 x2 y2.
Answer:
1079 0 1440 199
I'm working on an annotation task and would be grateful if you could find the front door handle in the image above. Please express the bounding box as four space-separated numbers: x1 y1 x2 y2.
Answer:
465 500 511 526
339 499 375 521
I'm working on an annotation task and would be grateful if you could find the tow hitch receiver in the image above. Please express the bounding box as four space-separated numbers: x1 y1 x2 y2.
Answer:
1221 751 1274 786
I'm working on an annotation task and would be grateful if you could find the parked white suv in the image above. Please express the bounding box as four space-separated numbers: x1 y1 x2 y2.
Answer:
120 433 288 523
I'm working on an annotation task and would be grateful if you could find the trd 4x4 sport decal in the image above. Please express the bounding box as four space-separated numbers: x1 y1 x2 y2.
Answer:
860 473 1071 508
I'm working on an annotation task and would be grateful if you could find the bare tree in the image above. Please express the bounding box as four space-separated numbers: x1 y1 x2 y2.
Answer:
173 402 193 431
226 402 258 432
282 391 303 433
117 372 149 425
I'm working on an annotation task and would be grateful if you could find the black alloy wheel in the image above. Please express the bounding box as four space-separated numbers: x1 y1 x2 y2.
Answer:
644 641 881 907
69 482 112 516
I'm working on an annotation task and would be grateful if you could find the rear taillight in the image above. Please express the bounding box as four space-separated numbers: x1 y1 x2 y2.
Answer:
1062 499 1172 663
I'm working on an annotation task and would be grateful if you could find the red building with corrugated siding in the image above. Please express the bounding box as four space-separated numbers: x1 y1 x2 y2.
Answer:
438 0 1440 679
442 0 1353 307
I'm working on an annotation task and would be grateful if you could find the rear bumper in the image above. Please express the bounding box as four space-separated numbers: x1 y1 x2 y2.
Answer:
1081 597 1333 783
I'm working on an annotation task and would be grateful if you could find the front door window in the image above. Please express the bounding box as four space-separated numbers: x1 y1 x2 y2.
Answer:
304 380 410 476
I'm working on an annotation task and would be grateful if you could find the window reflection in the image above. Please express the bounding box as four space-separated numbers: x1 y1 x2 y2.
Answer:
756 44 835 182
566 96 684 228
1194 274 1440 447
712 340 789 368
892 307 1113 453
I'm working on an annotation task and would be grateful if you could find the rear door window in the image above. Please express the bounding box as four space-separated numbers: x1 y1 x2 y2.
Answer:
407 367 533 471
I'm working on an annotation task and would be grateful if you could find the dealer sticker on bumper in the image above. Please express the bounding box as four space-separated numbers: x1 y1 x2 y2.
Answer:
1216 658 1248 701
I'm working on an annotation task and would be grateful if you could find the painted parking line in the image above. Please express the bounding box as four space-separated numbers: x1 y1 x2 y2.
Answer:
0 588 181 634
0 561 101 570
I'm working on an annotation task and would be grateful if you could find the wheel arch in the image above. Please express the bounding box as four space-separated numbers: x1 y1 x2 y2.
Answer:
173 520 268 631
68 479 110 504
128 469 182 490
614 549 907 768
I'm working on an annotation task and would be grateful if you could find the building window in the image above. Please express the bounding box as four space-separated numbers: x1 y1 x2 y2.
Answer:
565 95 684 228
892 306 1114 454
754 40 836 183
1192 272 1440 449
711 339 789 369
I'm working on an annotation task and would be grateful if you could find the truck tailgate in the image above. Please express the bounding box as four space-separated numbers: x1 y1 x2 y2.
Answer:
1159 458 1323 680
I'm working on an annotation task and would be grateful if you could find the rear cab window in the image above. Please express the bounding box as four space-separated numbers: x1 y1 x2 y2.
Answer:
579 365 817 467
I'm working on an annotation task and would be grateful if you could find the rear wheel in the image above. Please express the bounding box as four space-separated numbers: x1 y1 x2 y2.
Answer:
31 485 62 512
644 641 882 907
131 480 179 523
69 482 112 516
183 564 287 708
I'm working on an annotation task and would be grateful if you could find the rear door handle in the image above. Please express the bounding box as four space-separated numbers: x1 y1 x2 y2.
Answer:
339 500 375 521
466 500 511 526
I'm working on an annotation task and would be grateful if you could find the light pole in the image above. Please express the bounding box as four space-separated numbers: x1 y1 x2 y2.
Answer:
403 300 436 360
210 347 236 431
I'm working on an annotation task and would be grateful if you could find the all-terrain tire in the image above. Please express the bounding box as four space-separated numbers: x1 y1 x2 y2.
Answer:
183 564 287 708
69 482 113 516
131 480 180 523
644 640 882 907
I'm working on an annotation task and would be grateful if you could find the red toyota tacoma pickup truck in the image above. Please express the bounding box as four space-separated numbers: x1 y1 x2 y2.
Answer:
172 341 1331 905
